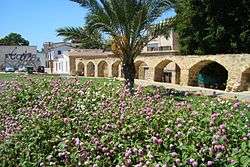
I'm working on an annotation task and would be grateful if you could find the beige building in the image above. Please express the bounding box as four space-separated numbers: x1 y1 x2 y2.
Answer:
143 31 179 52
69 49 250 92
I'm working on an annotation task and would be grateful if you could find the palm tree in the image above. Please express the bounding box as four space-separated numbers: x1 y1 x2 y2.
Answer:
56 26 104 49
71 0 174 92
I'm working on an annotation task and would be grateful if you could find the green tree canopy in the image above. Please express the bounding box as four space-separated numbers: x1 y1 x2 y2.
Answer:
0 33 29 46
174 0 250 55
70 0 173 91
56 26 104 49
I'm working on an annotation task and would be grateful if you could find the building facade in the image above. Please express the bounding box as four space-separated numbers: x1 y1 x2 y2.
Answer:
53 51 71 75
142 31 179 52
69 50 250 92
43 42 74 74
44 31 178 74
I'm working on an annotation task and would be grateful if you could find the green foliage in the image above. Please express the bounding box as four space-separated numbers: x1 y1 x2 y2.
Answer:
0 33 29 46
174 0 250 55
56 26 104 49
0 75 249 166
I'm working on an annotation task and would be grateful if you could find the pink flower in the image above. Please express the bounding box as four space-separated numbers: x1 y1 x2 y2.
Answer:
214 144 225 152
170 152 178 157
207 161 214 166
228 159 236 164
165 128 172 134
63 118 70 124
175 158 181 165
177 123 182 128
233 102 240 109
135 163 143 167
192 161 198 167
242 137 247 141
152 136 163 145
219 124 226 129
157 138 163 145
74 138 80 146
124 149 132 158
152 136 158 144
125 159 131 165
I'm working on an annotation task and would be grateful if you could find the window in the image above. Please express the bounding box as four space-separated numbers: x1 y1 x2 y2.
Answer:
61 62 63 71
58 50 62 55
160 46 172 51
147 43 159 51
164 72 172 83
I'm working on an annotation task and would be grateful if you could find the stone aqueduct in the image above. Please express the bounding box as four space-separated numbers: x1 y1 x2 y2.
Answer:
69 50 250 92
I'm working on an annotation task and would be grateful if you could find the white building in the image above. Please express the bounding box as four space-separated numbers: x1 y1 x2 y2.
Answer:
43 42 74 74
53 51 71 75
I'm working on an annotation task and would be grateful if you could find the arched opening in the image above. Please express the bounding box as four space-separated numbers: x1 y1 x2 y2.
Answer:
154 60 181 84
135 61 148 80
112 60 121 77
240 68 250 91
87 62 95 77
189 61 228 90
98 61 109 77
77 62 85 76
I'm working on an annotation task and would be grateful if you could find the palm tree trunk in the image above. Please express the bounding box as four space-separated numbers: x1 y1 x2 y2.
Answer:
122 58 135 93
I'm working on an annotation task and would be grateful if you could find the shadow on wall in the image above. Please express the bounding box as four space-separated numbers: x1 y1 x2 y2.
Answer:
87 62 95 77
154 60 181 84
112 61 121 77
135 61 148 80
77 62 85 76
189 61 228 90
98 61 109 77
240 68 250 91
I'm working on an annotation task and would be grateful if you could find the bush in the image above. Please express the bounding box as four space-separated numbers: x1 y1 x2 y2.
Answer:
0 76 249 166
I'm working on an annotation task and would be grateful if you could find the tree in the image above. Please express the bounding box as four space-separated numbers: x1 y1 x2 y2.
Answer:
174 0 250 55
56 26 104 49
0 33 29 46
70 0 173 92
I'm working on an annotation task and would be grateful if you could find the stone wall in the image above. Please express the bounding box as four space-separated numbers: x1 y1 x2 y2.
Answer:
0 46 40 70
69 51 250 92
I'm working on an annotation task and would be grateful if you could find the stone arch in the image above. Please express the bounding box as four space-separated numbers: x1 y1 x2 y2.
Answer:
240 68 250 91
77 62 85 76
87 62 95 77
112 60 121 77
188 60 228 90
154 60 181 84
98 61 109 77
135 61 148 80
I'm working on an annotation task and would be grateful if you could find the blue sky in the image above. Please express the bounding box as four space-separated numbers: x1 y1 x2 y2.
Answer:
0 0 176 50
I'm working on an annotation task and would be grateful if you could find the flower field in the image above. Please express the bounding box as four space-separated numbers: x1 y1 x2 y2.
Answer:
0 74 249 167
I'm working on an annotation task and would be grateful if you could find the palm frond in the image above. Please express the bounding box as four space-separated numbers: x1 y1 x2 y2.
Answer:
71 0 174 56
56 26 104 49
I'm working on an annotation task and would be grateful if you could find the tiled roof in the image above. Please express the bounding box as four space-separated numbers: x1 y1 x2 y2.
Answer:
69 49 113 57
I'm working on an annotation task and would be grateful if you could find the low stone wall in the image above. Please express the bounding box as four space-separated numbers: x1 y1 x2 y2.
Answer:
69 51 250 92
